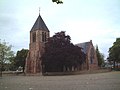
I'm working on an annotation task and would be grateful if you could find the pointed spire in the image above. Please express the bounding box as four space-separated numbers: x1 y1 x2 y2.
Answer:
31 13 49 31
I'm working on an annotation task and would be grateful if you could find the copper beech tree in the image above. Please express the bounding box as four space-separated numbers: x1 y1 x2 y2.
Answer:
41 31 86 73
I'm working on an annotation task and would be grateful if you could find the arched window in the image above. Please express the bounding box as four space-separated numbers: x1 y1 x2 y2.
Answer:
44 32 46 42
90 48 94 64
42 32 47 42
42 32 44 42
32 32 36 42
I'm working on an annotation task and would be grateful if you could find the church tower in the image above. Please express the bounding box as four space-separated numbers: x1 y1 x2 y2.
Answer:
25 13 49 73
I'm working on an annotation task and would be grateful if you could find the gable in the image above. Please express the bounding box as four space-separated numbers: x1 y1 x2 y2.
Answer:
76 42 90 54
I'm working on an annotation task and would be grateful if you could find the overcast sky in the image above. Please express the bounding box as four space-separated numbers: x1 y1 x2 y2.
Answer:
0 0 120 58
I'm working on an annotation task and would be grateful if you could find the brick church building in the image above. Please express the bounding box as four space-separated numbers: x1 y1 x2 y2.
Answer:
25 14 49 73
25 14 98 74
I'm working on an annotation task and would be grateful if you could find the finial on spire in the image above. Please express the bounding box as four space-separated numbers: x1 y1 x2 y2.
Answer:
39 7 40 15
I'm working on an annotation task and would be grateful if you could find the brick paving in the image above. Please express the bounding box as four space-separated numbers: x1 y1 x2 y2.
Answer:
0 71 120 90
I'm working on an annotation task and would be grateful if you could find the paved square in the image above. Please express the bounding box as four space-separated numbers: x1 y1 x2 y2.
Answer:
0 71 120 90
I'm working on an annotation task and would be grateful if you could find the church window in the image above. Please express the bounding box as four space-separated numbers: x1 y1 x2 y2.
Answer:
90 57 93 64
90 48 94 64
32 32 36 42
42 32 44 42
42 32 47 42
44 32 46 42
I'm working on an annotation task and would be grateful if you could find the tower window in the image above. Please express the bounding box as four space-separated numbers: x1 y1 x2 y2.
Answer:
44 32 46 42
42 32 47 42
42 32 44 42
32 32 36 42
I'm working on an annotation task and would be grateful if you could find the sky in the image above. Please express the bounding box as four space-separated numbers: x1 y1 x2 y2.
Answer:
0 0 120 58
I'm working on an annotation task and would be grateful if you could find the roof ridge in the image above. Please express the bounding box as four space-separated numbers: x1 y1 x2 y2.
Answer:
76 41 90 45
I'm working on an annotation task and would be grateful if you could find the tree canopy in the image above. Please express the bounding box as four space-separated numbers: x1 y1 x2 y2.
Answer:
108 38 120 68
14 49 29 72
0 40 14 76
95 45 104 67
41 31 86 73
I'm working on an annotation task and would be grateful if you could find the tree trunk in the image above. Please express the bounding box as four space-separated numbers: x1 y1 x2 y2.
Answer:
0 67 2 77
0 49 4 77
0 63 3 77
113 60 115 69
116 62 118 68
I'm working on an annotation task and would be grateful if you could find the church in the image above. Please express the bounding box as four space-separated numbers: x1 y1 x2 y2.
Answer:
25 13 98 74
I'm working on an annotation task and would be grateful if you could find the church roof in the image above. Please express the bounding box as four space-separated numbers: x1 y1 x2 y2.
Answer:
31 14 49 31
76 41 92 54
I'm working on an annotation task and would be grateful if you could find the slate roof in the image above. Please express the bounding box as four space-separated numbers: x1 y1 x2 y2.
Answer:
31 14 49 31
76 42 90 54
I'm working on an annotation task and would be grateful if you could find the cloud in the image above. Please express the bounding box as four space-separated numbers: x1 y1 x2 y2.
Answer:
57 19 120 58
1 0 120 58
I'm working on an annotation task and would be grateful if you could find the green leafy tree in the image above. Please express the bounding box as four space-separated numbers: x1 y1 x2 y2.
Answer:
108 38 120 69
9 56 16 71
96 45 105 67
0 40 14 77
41 31 86 73
15 49 28 73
